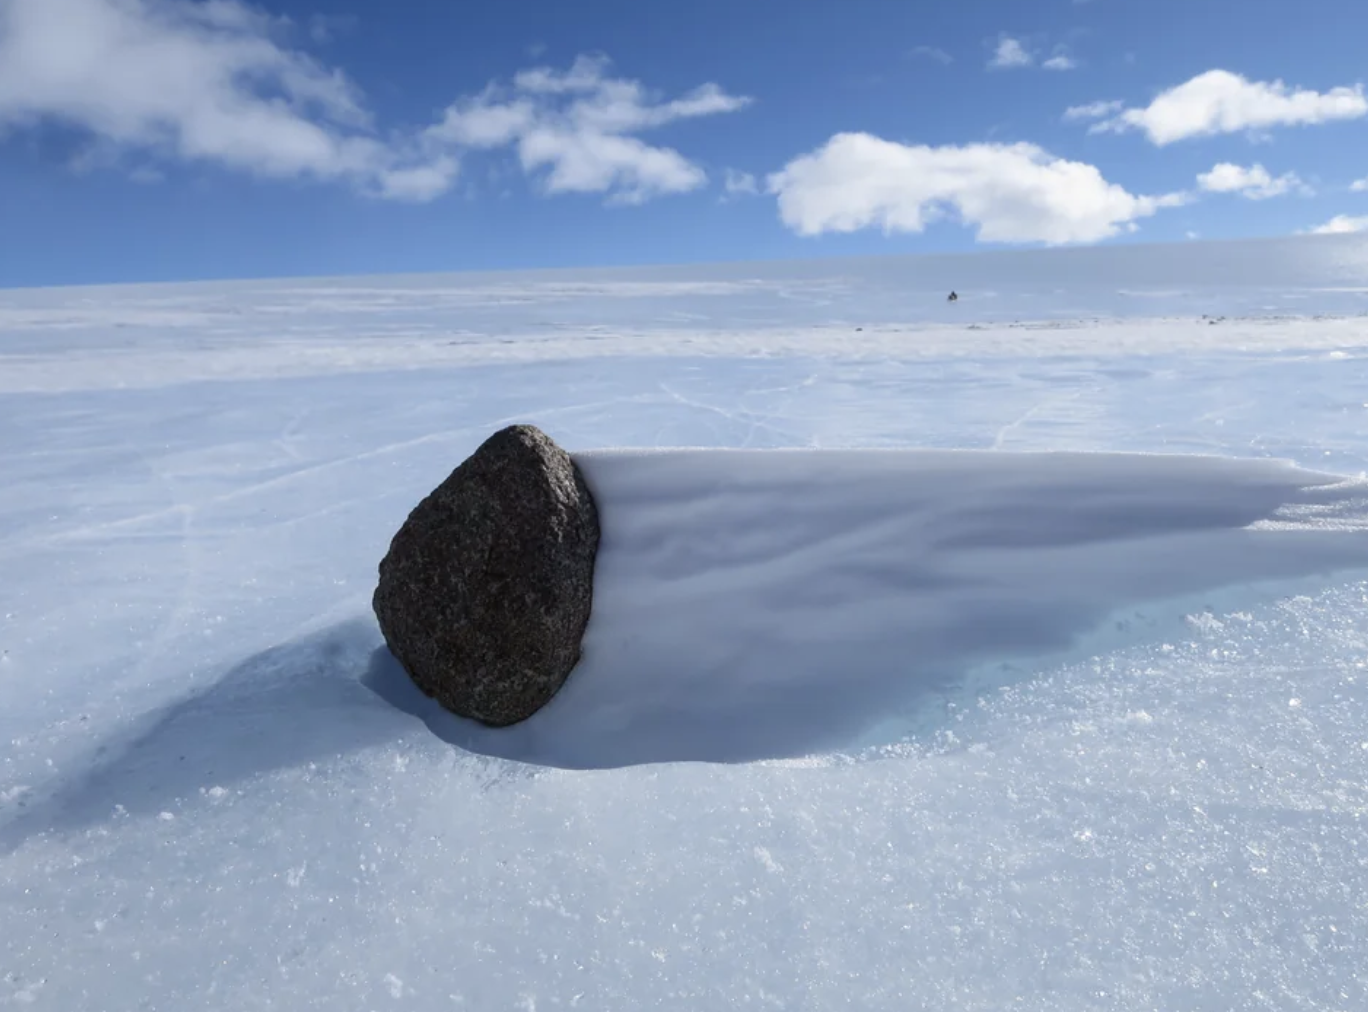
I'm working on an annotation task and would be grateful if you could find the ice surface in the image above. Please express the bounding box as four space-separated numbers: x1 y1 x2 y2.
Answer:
3 235 1368 1009
3 233 1368 393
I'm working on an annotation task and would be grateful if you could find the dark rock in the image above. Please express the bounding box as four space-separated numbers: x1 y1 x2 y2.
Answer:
373 424 600 726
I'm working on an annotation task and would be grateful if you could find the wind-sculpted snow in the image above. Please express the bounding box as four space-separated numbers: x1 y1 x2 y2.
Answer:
3 240 1368 1009
366 449 1368 768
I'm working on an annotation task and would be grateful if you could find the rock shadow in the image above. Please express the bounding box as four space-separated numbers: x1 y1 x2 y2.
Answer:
0 620 408 852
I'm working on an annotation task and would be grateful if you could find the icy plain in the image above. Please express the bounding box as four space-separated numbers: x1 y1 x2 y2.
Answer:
3 233 1368 1010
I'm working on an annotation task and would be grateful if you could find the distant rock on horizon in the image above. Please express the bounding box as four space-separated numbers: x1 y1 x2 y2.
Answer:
372 424 600 727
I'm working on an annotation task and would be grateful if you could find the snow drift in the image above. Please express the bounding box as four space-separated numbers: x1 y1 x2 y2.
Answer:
369 448 1368 768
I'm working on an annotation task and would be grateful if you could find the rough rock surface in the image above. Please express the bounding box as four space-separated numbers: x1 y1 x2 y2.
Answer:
373 424 600 726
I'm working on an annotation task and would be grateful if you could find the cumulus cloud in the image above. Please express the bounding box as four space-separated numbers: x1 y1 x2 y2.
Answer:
1042 54 1078 71
1196 162 1310 200
988 37 1033 69
1084 70 1368 144
0 1 747 205
765 132 1187 245
1309 214 1368 234
427 54 751 204
1350 177 1368 192
0 0 457 199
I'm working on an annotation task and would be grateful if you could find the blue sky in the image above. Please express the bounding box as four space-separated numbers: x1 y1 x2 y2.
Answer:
2 0 1367 287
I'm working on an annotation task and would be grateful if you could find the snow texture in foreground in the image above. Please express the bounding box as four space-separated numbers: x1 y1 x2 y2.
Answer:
3 236 1368 1010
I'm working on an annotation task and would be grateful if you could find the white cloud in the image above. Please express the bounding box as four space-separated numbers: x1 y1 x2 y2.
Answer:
428 54 751 204
722 168 758 198
432 92 537 149
766 132 1187 245
0 0 453 198
988 37 1033 69
988 36 1077 71
1350 177 1368 192
517 128 704 205
1196 162 1310 200
0 2 745 206
373 157 462 202
1309 214 1368 234
1085 69 1368 144
1064 99 1123 122
910 45 952 65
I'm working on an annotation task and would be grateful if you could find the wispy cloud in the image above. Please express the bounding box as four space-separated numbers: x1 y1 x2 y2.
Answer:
1308 214 1368 234
1196 162 1311 200
1042 53 1078 71
429 54 751 205
766 133 1187 245
1080 70 1367 144
1063 100 1123 122
722 168 759 199
910 45 953 65
307 12 357 45
1350 177 1368 192
0 0 748 205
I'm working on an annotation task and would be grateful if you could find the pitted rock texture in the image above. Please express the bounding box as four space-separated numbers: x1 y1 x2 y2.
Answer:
373 424 600 726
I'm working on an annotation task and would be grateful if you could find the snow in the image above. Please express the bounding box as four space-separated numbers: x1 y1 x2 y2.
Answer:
3 233 1368 1009
406 449 1368 769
